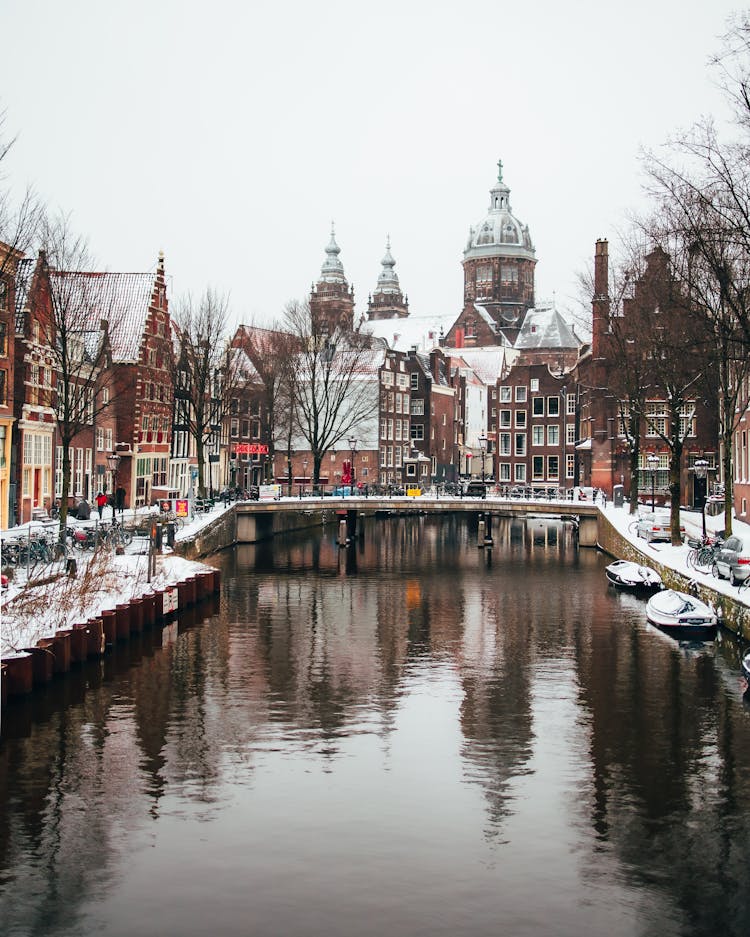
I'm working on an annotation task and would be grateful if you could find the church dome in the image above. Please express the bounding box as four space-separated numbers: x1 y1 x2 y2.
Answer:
319 224 347 284
464 162 535 263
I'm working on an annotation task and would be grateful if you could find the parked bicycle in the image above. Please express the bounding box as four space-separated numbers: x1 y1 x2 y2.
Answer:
686 534 724 572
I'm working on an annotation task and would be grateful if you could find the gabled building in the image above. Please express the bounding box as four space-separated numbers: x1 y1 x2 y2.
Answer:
12 253 57 524
576 238 717 504
0 240 22 528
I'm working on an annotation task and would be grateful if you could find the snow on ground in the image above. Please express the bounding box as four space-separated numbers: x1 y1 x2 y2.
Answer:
1 502 228 658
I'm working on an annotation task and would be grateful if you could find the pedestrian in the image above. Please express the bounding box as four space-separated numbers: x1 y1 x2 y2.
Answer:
116 485 126 515
96 490 107 520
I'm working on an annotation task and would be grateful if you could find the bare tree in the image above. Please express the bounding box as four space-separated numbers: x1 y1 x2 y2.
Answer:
234 322 299 484
32 214 118 539
641 17 750 534
172 288 244 498
0 109 42 280
283 299 382 485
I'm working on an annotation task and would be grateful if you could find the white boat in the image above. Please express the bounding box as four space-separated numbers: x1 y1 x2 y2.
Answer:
645 589 718 640
742 651 750 684
605 560 662 592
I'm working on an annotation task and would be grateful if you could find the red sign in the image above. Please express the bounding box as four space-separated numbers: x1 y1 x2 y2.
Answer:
235 443 269 455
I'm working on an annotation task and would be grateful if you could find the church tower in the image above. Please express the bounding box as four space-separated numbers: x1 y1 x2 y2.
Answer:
310 225 355 333
446 161 537 347
367 237 409 320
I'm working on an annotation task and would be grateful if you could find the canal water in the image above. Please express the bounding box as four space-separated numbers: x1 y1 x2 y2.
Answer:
2 514 750 937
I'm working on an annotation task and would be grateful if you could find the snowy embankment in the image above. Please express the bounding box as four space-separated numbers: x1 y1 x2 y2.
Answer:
1 502 229 659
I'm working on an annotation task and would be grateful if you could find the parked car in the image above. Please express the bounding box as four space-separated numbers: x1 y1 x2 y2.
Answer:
636 512 685 543
463 480 487 498
712 534 750 585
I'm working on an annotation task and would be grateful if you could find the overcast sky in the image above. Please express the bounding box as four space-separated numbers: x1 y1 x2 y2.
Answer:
0 0 742 329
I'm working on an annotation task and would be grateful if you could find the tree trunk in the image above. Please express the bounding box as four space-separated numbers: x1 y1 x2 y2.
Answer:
196 435 206 499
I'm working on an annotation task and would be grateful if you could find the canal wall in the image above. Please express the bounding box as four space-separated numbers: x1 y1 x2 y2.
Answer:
173 504 325 559
1 568 222 710
597 510 750 640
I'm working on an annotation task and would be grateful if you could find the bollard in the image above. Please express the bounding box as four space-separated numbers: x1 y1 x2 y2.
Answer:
338 518 348 547
4 653 33 696
115 604 131 642
51 631 72 673
69 625 89 663
87 618 106 657
477 518 486 548
23 643 55 685
101 609 117 645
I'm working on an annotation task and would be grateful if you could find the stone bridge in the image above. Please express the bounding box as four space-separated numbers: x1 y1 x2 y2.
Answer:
231 496 601 547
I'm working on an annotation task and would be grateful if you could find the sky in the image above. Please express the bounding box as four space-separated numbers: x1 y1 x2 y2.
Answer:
0 0 743 331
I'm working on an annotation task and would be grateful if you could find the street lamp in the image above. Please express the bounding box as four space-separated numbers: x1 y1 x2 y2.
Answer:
301 458 308 499
647 453 659 513
348 436 357 495
106 451 121 517
694 458 709 540
479 434 487 485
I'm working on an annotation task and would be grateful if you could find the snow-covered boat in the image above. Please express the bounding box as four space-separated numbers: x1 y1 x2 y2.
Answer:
605 560 662 592
742 650 750 684
645 590 718 640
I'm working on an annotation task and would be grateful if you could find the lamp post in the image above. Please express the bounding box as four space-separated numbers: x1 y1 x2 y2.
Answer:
694 458 709 540
301 458 308 499
479 434 487 485
647 453 659 513
348 436 357 496
106 451 121 518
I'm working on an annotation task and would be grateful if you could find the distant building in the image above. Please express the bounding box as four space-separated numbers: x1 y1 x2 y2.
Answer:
309 226 355 335
366 238 409 321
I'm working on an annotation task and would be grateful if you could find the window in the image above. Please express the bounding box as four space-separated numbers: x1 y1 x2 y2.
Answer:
529 378 539 392
0 368 5 405
532 456 544 479
547 455 559 479
499 410 511 428
499 386 511 402
514 433 526 456
96 427 105 451
0 321 6 356
547 425 559 445
500 265 518 284
566 423 576 445
532 397 544 417
514 463 526 482
515 386 527 402
410 372 419 391
105 428 113 451
102 386 110 405
410 424 424 440
566 453 575 479
411 398 424 415
231 418 239 437
532 426 544 446
499 463 511 481
515 410 526 428
566 393 576 416
547 396 560 417
499 432 511 455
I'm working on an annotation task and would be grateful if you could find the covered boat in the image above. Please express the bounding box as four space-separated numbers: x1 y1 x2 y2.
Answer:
645 589 718 640
605 560 662 592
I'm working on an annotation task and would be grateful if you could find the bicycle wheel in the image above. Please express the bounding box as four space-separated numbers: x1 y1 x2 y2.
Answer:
120 529 133 546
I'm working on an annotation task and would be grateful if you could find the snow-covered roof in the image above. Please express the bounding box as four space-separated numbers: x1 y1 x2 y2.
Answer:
440 346 513 384
515 305 578 350
363 312 453 352
55 272 159 362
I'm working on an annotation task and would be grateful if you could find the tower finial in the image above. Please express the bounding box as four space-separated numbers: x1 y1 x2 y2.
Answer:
497 158 503 183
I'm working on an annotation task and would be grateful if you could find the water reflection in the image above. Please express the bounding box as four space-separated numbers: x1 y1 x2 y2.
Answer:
2 516 750 936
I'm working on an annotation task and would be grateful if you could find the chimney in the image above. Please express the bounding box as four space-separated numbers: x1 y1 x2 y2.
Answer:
594 239 608 299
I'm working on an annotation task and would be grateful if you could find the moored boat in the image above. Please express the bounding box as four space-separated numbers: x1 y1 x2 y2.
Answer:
742 650 750 684
645 589 718 640
605 560 662 592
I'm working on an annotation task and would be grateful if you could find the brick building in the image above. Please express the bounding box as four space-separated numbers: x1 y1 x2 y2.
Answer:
446 162 536 349
576 239 717 504
310 226 355 335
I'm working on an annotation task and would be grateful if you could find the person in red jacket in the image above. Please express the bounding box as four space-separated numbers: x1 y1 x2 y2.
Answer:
96 490 108 520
